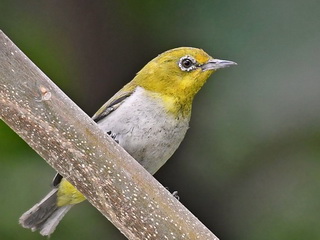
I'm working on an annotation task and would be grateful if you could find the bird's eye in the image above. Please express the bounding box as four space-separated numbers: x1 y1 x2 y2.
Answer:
178 56 197 72
182 59 192 68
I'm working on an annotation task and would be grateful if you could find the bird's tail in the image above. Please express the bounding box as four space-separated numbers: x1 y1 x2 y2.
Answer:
19 188 72 236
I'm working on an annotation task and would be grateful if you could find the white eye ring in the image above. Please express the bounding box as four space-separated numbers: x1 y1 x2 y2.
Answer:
178 56 197 72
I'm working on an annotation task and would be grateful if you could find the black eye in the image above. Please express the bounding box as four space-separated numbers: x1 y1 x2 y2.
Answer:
179 56 197 71
181 59 192 68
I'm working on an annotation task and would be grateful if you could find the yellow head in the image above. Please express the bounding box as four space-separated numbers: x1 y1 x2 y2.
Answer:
127 47 236 116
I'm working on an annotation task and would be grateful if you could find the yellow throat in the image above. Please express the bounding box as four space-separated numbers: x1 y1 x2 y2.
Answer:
121 47 236 117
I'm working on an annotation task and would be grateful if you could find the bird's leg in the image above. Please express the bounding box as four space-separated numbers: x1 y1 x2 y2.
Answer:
165 187 180 200
172 191 180 201
106 130 119 144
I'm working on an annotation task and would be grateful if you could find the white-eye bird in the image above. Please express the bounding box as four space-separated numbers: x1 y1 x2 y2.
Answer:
19 47 236 236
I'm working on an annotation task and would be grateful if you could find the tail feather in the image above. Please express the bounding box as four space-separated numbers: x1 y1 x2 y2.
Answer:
39 205 72 236
19 188 72 236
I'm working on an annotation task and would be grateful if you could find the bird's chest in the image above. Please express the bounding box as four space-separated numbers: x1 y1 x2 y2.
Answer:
97 88 190 174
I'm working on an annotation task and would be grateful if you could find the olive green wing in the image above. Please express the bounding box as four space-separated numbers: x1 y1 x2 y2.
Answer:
92 91 132 123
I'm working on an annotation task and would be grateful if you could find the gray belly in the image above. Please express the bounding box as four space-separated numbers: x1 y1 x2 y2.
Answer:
97 88 190 174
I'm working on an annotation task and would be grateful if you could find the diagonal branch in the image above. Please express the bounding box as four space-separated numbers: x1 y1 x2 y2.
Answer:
0 30 218 240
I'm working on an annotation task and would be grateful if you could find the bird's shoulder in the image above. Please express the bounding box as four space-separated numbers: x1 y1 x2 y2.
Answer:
92 83 137 123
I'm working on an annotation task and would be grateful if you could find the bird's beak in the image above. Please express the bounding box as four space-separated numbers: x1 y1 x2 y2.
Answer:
201 59 237 71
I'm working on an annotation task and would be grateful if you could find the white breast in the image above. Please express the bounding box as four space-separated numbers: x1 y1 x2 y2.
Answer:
97 87 190 174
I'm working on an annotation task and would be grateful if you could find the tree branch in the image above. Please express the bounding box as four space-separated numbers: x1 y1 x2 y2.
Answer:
0 30 218 240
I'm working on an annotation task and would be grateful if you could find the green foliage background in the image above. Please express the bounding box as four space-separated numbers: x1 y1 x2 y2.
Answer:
1 1 320 239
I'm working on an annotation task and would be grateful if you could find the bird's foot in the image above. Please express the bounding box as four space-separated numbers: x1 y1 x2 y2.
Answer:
172 191 180 200
107 130 119 144
165 187 180 200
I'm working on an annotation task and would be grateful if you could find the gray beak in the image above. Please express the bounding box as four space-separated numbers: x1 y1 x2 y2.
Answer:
201 59 237 71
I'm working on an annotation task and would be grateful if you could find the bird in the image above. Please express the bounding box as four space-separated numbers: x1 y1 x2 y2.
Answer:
19 47 236 236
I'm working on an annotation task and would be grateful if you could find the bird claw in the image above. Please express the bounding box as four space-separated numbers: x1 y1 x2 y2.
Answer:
107 130 119 144
165 187 180 200
172 191 180 200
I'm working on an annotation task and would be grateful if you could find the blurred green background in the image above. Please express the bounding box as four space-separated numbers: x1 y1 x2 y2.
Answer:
1 1 320 239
